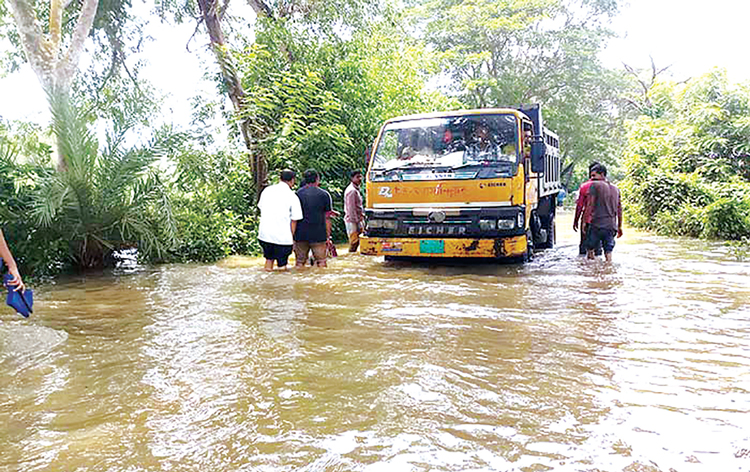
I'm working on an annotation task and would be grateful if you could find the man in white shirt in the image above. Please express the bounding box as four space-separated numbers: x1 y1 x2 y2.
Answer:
257 169 303 271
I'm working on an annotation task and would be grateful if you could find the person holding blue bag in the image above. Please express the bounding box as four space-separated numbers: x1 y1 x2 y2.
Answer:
1 228 33 317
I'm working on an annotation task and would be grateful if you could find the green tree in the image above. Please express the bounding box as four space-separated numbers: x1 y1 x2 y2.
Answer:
159 0 381 195
0 119 70 276
168 145 260 262
232 15 457 176
29 91 179 269
333 18 462 156
621 69 750 240
416 0 626 181
1 0 150 174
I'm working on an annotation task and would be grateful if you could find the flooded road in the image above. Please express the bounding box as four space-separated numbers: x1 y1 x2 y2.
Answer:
2 211 749 472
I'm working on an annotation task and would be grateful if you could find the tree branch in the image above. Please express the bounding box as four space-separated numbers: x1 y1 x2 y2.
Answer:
246 0 273 18
5 0 47 85
59 0 99 91
220 0 232 21
49 0 63 52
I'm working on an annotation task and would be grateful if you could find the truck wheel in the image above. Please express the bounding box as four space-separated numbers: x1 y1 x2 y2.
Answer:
524 230 534 262
539 214 555 249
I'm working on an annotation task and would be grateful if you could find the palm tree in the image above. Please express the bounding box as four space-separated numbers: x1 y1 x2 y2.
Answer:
31 92 178 269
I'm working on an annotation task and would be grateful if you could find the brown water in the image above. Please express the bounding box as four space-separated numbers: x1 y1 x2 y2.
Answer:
2 212 749 472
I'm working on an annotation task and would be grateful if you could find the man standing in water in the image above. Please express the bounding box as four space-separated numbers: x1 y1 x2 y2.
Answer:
583 164 623 262
294 169 334 267
257 169 303 271
573 161 603 256
0 228 25 292
344 170 365 253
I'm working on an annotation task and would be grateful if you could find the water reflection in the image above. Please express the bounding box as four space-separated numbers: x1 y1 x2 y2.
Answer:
1 212 749 471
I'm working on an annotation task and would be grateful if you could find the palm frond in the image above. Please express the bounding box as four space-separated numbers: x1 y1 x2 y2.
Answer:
31 175 73 228
48 90 99 173
0 137 19 164
32 90 179 268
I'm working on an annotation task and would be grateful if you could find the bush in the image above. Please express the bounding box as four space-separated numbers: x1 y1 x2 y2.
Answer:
168 146 262 262
621 71 750 241
2 126 73 277
703 197 750 240
652 203 705 238
726 237 750 261
635 172 711 219
170 204 260 262
674 204 706 238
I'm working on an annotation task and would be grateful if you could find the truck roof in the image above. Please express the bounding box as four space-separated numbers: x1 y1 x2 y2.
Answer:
383 108 528 124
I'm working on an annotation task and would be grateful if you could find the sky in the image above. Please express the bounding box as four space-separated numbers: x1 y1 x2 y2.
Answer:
1 0 749 127
601 0 750 82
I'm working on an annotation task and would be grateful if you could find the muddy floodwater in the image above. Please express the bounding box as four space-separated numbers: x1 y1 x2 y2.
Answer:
2 211 749 472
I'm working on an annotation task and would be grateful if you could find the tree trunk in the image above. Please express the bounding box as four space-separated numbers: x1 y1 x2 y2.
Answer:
197 0 268 197
6 0 99 171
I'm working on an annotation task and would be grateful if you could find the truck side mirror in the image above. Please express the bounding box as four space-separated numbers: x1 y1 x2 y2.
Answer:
530 138 545 174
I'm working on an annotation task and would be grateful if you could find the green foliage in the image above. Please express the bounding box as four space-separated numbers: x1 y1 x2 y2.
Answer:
1 119 71 277
339 20 462 138
231 16 458 180
416 0 626 178
1 0 140 85
703 196 750 240
171 205 260 262
236 43 354 175
168 146 261 261
651 204 705 239
622 69 750 241
638 173 712 219
29 92 179 269
726 237 750 262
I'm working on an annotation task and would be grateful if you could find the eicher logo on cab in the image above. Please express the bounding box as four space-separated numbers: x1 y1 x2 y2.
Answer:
378 187 393 198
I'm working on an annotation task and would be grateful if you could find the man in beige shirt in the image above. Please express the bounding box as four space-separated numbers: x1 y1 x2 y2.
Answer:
343 170 365 253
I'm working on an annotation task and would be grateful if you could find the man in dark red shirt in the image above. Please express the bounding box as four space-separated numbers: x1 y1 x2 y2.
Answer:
582 164 623 262
573 161 602 255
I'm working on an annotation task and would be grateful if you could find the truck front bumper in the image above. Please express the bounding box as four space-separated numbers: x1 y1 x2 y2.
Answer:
359 235 527 259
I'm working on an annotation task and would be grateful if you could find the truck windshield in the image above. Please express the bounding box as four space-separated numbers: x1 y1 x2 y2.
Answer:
371 114 518 180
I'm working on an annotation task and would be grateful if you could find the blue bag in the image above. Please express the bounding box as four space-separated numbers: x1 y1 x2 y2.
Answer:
4 273 33 318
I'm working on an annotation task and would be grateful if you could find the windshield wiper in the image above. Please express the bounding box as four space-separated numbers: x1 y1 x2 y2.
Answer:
453 160 514 169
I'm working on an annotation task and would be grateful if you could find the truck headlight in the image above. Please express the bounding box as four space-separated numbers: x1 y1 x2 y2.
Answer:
368 219 396 230
497 219 515 230
517 212 524 229
479 219 496 230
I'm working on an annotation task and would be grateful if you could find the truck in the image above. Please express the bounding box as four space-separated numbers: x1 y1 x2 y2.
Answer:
359 105 561 261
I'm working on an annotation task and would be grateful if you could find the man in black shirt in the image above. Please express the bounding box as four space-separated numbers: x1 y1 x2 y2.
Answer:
294 169 334 267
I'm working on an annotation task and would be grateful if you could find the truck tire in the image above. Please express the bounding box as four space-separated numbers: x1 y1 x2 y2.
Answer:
539 214 555 249
524 230 534 262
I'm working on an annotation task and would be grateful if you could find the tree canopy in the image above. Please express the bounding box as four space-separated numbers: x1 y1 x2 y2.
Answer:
621 69 750 240
417 0 625 177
